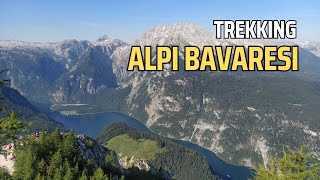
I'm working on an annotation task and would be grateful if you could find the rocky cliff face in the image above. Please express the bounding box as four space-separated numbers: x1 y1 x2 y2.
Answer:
109 24 320 166
0 36 126 103
76 134 109 168
77 134 172 179
117 154 172 179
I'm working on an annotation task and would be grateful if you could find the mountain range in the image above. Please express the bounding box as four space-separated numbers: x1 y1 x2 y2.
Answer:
1 23 320 167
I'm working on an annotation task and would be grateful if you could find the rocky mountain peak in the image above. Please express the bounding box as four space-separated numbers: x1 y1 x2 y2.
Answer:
298 40 320 57
96 35 110 42
135 22 230 47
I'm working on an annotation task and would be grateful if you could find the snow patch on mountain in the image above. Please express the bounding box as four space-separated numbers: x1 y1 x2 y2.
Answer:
298 41 320 57
135 23 232 47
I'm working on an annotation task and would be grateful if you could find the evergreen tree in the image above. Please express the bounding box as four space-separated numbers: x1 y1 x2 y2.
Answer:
105 151 119 169
79 169 88 180
35 173 45 180
12 130 124 180
37 159 47 177
13 147 37 180
62 131 79 160
51 129 62 150
53 166 64 180
254 146 320 180
93 168 108 180
47 151 63 178
63 160 79 180
0 112 27 147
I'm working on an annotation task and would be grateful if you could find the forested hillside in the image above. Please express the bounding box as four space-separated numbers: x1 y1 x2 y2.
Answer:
96 122 220 180
1 129 173 180
0 85 62 132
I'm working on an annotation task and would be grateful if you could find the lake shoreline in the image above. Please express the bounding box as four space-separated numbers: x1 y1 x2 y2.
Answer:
47 111 253 180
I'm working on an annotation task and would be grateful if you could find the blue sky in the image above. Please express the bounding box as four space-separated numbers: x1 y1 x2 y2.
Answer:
1 0 319 43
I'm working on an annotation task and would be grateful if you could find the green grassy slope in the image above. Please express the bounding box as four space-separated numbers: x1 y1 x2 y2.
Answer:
96 122 218 180
106 134 166 160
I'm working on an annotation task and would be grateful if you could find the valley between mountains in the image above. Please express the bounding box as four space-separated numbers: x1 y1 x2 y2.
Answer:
1 23 320 168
